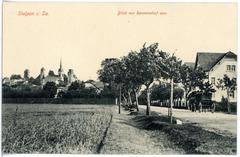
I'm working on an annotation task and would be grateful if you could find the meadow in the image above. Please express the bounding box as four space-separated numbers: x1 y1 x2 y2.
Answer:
2 104 114 154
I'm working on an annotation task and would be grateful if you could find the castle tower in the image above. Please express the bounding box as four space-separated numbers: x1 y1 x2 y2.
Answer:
68 69 75 84
40 67 45 79
24 69 30 80
58 58 64 81
39 67 45 87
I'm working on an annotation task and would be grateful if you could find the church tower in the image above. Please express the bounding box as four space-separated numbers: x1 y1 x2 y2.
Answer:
58 58 64 81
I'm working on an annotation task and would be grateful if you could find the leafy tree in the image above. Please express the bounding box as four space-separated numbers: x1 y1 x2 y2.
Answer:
180 64 207 107
217 74 237 113
199 81 216 98
99 85 116 99
43 82 57 98
68 81 85 91
98 58 125 113
122 51 144 111
137 43 169 115
162 54 182 122
10 74 22 80
151 84 184 101
98 58 122 87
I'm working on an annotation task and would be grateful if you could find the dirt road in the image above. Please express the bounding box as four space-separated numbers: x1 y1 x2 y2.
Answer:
139 105 237 136
100 107 185 154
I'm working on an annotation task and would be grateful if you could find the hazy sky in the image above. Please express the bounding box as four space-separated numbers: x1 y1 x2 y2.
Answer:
3 3 237 81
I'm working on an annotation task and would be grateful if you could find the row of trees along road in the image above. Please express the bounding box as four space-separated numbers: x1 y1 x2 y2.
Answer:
98 43 236 118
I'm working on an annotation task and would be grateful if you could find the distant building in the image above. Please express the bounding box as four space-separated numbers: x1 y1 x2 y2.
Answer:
68 69 77 84
35 67 46 85
85 80 104 93
194 51 237 102
58 59 64 81
36 59 78 87
2 77 10 85
23 69 30 80
44 70 60 84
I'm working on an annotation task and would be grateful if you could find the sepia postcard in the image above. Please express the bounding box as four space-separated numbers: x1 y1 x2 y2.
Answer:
2 2 238 155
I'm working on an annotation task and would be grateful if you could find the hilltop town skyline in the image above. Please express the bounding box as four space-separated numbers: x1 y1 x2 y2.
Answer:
3 49 237 81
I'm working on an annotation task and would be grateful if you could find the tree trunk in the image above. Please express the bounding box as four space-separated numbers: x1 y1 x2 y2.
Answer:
118 86 121 114
179 98 182 108
128 91 132 106
115 97 118 105
168 99 170 116
227 88 231 113
170 78 174 124
134 89 139 112
146 87 151 115
184 88 188 109
123 94 127 105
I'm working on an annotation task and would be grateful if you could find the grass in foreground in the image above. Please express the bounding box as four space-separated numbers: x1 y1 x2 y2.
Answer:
2 104 113 154
131 114 237 155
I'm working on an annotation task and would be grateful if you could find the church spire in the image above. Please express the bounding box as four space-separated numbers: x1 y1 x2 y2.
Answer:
58 58 64 80
58 58 63 73
60 58 62 70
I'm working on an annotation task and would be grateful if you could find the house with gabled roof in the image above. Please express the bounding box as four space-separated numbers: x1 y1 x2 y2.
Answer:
195 51 237 102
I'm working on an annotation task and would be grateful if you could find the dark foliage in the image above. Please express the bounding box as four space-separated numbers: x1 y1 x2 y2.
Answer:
43 82 58 98
215 97 237 113
2 85 48 98
10 74 22 80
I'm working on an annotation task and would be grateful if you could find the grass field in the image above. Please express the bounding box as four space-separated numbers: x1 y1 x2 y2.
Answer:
2 104 114 154
2 104 237 155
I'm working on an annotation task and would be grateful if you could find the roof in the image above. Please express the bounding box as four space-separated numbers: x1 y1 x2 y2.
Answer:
85 80 104 90
195 51 237 71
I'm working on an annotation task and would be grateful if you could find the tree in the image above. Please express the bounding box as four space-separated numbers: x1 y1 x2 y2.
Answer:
199 81 216 98
68 81 85 91
151 84 184 102
180 65 207 108
98 58 125 113
137 43 169 115
43 82 57 98
163 54 182 123
217 75 237 113
122 51 144 111
10 74 22 80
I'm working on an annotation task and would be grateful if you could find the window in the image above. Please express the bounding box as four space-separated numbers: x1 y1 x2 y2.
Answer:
230 91 235 98
211 77 215 85
231 65 236 72
227 65 231 71
226 65 236 72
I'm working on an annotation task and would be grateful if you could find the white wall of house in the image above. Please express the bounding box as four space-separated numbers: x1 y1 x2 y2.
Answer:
208 57 237 102
43 76 59 85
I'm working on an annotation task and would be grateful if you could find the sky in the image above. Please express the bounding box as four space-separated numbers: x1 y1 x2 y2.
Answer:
3 3 237 81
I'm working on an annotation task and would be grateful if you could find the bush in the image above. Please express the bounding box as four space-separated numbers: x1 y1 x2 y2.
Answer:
215 97 237 113
2 83 57 99
43 82 57 98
